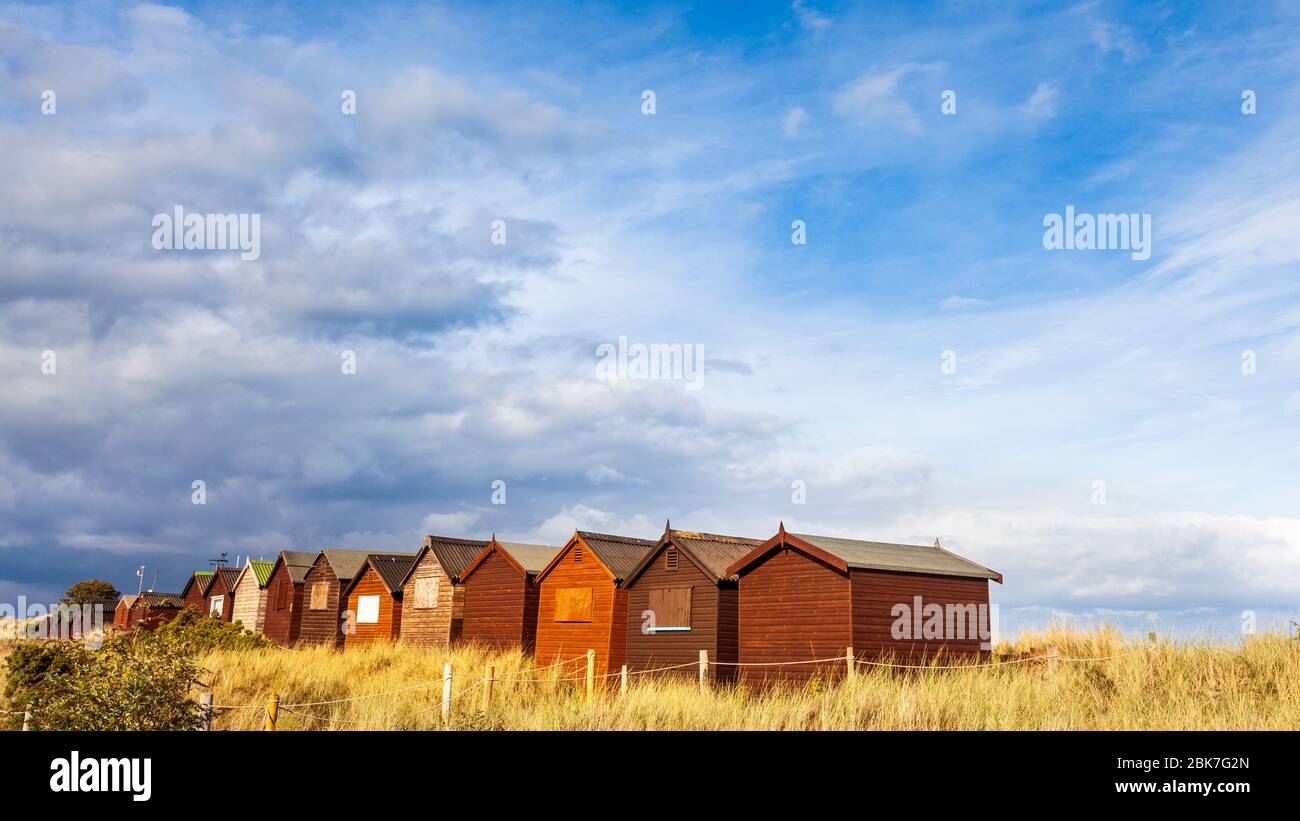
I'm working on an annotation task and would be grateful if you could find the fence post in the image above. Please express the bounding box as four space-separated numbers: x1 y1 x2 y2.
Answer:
585 650 596 700
22 710 31 732
845 646 855 682
699 649 709 693
1047 646 1059 675
482 666 494 716
441 662 453 724
264 693 279 731
620 664 628 696
199 692 214 731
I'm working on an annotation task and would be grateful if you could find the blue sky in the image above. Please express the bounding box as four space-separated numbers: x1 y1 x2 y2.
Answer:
1 1 1298 640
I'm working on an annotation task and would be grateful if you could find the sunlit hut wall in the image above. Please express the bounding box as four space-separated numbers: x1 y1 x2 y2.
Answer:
725 524 1003 684
532 531 657 678
297 549 383 647
342 553 417 648
205 567 240 622
230 558 276 634
397 536 484 648
621 526 760 683
179 571 214 612
113 594 137 629
262 550 318 646
458 538 561 652
126 591 184 630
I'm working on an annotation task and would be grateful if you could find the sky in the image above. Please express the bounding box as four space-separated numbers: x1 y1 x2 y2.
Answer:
1 1 1298 640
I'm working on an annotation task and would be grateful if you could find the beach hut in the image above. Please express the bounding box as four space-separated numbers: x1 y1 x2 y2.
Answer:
230 559 276 633
179 571 213 612
204 567 239 621
299 549 411 647
397 535 486 648
724 524 1003 683
341 554 418 648
457 537 561 652
262 550 318 646
113 595 138 629
124 591 184 630
532 530 656 678
621 525 761 682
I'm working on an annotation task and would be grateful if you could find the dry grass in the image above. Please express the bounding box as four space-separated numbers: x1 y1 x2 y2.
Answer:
187 626 1300 730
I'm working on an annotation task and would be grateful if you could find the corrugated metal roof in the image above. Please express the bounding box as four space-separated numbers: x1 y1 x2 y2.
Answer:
135 591 183 608
319 549 384 583
575 531 657 581
791 533 1001 581
496 542 562 575
364 553 419 595
280 550 318 584
118 594 139 610
248 559 276 587
669 529 762 582
181 571 214 597
424 536 489 581
212 567 240 592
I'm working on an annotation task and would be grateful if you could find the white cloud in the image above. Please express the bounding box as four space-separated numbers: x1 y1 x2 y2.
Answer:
782 106 808 138
421 511 482 533
833 63 939 133
1022 81 1059 120
1091 22 1145 63
792 1 832 33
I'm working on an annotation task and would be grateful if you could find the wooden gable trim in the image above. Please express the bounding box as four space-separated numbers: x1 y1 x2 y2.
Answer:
724 525 849 578
340 558 398 600
531 532 616 586
460 538 527 583
621 533 717 589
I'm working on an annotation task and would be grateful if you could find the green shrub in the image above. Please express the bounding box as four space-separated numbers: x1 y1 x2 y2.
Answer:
18 633 205 731
2 641 84 729
154 606 273 653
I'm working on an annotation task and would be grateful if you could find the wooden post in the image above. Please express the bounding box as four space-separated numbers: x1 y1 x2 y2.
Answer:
585 649 596 700
264 693 279 731
620 664 628 696
21 710 31 732
482 666 494 716
699 649 709 693
199 692 214 731
441 661 453 724
1047 646 1059 675
846 646 855 682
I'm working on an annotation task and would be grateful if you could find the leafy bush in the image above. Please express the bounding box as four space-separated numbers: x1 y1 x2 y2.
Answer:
154 605 273 652
2 641 82 729
11 633 206 731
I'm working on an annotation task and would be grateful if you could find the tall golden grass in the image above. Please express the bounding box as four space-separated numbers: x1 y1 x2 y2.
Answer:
190 626 1300 730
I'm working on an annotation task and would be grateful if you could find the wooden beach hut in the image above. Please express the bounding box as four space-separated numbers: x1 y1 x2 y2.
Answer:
457 537 561 652
262 550 318 646
341 553 418 648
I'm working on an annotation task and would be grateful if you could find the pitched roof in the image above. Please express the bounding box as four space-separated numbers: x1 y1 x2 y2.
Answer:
234 559 278 590
725 527 1001 583
134 591 183 608
624 528 762 586
343 553 419 597
538 530 656 582
181 571 214 597
496 541 562 574
318 549 388 584
209 566 240 593
279 550 318 584
422 535 490 581
117 594 139 610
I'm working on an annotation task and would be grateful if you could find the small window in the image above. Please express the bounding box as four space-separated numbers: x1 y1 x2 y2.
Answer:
647 587 691 631
665 547 678 572
554 587 593 622
208 595 224 616
309 582 329 610
356 595 380 624
413 576 438 609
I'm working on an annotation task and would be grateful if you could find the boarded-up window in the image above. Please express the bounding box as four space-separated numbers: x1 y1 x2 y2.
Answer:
554 587 593 622
414 576 438 609
357 595 380 624
208 595 224 616
275 580 288 609
648 587 691 630
309 582 328 610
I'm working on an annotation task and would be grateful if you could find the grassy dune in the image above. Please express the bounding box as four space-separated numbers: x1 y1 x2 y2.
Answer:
196 627 1300 730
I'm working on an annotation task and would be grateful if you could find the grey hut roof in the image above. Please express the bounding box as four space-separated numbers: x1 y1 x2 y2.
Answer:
571 531 657 581
280 550 318 584
423 535 490 581
496 542 563 575
117 594 139 610
625 528 762 586
318 548 387 584
790 533 1002 582
362 553 419 595
135 591 183 608
211 566 240 591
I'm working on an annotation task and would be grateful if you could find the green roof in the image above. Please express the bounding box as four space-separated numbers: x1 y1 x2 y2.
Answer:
249 560 276 587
